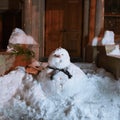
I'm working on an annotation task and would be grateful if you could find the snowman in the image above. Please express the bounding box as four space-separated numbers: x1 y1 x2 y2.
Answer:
37 47 88 97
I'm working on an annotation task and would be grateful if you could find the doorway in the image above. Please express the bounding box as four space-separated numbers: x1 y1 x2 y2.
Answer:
0 10 22 51
45 0 83 61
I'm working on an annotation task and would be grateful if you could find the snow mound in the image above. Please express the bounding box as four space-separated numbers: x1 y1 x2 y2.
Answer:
107 45 120 56
0 63 120 119
8 28 37 45
102 30 115 45
0 67 25 107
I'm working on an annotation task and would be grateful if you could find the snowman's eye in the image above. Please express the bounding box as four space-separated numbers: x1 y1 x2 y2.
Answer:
61 54 64 56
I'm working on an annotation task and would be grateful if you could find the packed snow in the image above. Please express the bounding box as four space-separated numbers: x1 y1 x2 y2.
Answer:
8 28 37 45
92 30 115 46
101 30 115 45
6 28 39 59
0 49 120 120
92 36 98 46
107 44 120 56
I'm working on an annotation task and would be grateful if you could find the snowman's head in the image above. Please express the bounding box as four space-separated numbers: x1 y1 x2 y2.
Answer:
48 48 71 69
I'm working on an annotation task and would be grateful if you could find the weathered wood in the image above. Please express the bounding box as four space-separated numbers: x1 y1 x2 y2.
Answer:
0 52 32 76
88 0 104 44
45 0 83 59
0 52 15 75
23 0 41 60
96 46 120 80
95 0 104 37
13 55 31 68
23 0 32 35
89 0 96 44
85 45 98 62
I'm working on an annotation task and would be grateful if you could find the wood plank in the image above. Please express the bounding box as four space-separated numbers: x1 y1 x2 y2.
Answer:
89 0 96 44
96 46 120 80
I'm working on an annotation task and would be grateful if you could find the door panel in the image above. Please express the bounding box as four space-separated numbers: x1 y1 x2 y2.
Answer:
63 0 82 57
45 0 83 58
45 8 63 56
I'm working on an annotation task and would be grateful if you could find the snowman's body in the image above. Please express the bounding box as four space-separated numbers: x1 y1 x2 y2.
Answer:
38 48 88 97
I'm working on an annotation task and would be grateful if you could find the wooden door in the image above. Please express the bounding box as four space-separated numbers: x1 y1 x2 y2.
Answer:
45 0 83 59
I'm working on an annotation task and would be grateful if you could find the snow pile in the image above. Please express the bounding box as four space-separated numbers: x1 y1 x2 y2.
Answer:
8 28 37 45
107 44 120 56
91 30 115 46
0 67 25 107
92 36 98 46
0 63 120 119
6 28 39 59
101 30 115 45
0 48 120 120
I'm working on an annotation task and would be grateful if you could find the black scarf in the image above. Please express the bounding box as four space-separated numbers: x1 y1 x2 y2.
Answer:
48 66 72 80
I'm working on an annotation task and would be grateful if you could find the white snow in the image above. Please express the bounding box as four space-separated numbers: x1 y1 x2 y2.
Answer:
48 47 71 69
0 24 120 119
2 26 120 119
0 63 120 120
91 30 115 46
37 62 88 98
8 28 37 45
0 46 120 120
92 36 98 46
101 30 115 45
0 67 25 106
107 44 120 56
37 48 88 97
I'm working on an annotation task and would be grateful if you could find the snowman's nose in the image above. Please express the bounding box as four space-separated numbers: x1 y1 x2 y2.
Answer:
54 54 60 58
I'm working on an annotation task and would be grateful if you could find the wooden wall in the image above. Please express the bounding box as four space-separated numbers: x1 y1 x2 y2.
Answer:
104 0 120 42
0 0 21 10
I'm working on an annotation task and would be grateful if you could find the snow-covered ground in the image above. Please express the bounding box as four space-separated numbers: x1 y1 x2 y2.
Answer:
0 63 120 120
1 28 120 120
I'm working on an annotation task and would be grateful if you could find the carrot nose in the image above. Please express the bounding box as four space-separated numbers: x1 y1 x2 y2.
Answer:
54 54 60 58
